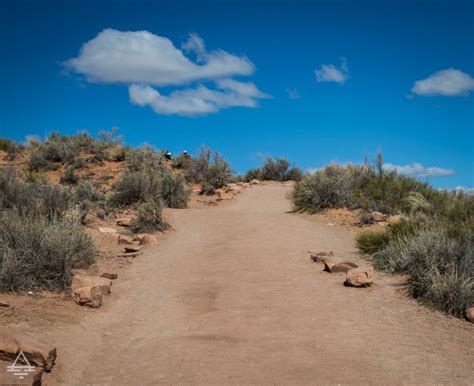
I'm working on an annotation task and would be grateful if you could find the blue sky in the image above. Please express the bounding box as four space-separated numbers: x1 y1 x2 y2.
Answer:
1 0 473 188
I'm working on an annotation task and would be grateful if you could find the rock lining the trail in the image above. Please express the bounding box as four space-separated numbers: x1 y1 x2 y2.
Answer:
0 328 57 371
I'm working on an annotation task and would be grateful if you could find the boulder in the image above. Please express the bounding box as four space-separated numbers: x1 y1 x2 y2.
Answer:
71 273 112 296
324 261 359 273
116 218 132 227
466 307 474 323
118 235 135 245
98 227 117 234
72 286 103 308
345 267 374 287
138 234 158 247
387 215 403 224
371 211 387 222
250 179 260 185
0 328 57 371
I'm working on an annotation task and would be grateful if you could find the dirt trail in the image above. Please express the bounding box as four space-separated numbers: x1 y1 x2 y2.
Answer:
45 184 473 385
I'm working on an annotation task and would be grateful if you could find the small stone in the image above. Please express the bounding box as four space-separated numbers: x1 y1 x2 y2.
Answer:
118 235 135 245
71 273 112 296
324 261 359 273
466 307 474 323
345 267 374 287
371 211 387 222
72 286 103 308
98 227 117 234
138 234 158 246
124 245 142 253
250 179 260 185
116 218 132 227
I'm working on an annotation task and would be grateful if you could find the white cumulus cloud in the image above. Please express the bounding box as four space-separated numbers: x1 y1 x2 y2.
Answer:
65 29 267 115
411 68 474 96
129 79 269 116
383 162 455 178
315 57 349 84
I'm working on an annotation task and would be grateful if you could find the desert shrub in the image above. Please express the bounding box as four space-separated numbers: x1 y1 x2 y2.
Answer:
0 138 16 152
23 170 40 184
172 154 193 170
108 145 130 162
0 169 72 219
110 171 156 206
356 230 390 254
75 181 104 203
185 147 233 194
28 150 57 171
373 226 473 317
359 210 375 225
244 158 303 182
60 166 79 185
0 212 95 291
127 146 164 172
243 168 262 182
260 158 304 181
110 168 189 209
131 200 170 233
158 171 190 209
292 164 372 212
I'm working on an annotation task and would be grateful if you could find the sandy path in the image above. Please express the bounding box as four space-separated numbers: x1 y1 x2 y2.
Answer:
45 184 473 385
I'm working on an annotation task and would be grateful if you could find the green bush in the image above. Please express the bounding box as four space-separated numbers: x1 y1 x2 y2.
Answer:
158 171 190 209
0 169 72 219
185 147 233 194
74 181 104 203
373 226 473 317
110 168 190 209
0 138 16 152
356 230 390 254
292 164 372 212
60 166 79 185
0 212 95 291
244 158 303 182
131 200 170 233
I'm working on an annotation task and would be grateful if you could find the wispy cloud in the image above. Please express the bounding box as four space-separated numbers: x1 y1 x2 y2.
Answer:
315 57 349 84
65 29 268 116
383 162 455 178
411 68 474 96
453 186 474 195
286 89 301 99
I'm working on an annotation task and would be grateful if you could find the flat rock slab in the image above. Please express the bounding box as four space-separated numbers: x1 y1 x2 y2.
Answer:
0 328 56 371
324 261 359 273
